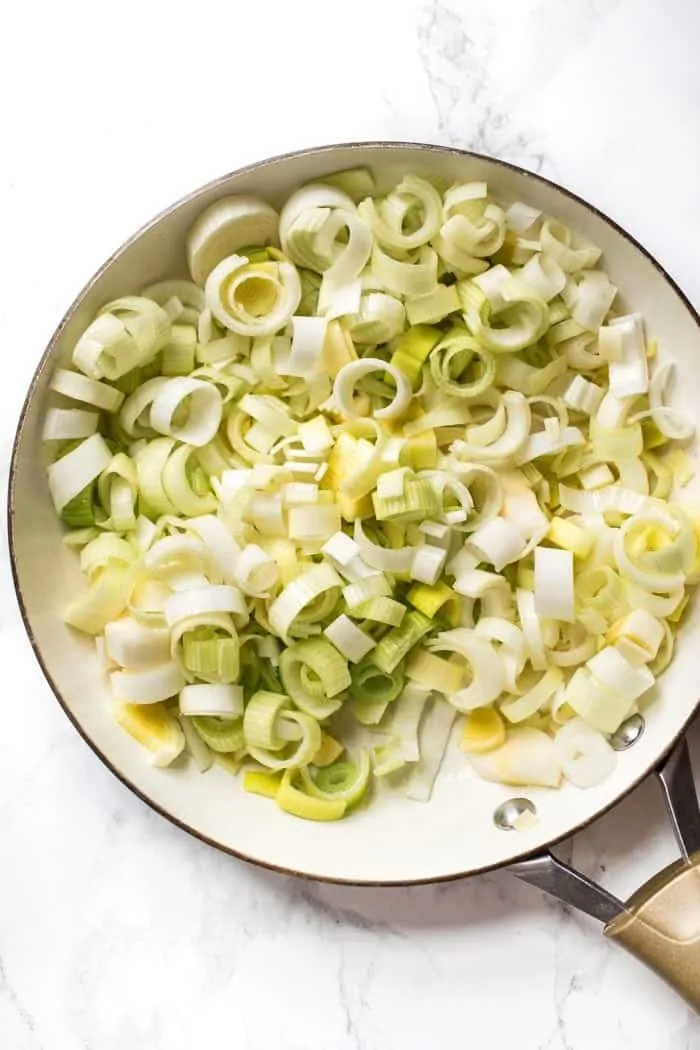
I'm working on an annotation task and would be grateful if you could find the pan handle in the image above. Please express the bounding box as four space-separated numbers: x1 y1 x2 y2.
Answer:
604 738 700 1009
604 853 700 1008
510 737 700 1010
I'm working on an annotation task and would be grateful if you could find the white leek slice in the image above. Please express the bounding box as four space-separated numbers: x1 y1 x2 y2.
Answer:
427 629 506 711
187 196 280 286
645 362 695 441
614 610 664 665
467 517 526 571
353 519 420 573
149 377 222 447
474 264 512 309
289 505 342 544
563 375 604 416
571 271 617 332
404 698 456 802
324 614 375 662
132 438 176 516
119 377 170 437
587 646 655 705
496 352 567 398
516 425 584 465
505 201 541 234
500 478 548 543
47 433 112 513
343 573 391 608
463 283 548 353
241 394 298 438
322 168 376 201
110 661 185 705
161 445 217 517
298 415 333 454
452 567 504 599
142 280 205 313
598 324 623 362
410 545 447 585
371 244 438 298
548 622 596 669
145 534 207 580
268 563 342 641
247 709 322 772
64 566 129 635
474 617 526 692
97 453 138 531
170 610 239 684
178 715 214 772
165 585 247 627
406 284 460 326
322 531 361 568
465 394 507 447
614 508 695 593
608 314 649 398
233 544 279 597
554 718 616 788
516 588 547 671
283 316 328 378
171 517 236 586
439 185 505 258
333 358 412 421
559 484 646 516
179 683 244 718
387 684 431 762
128 575 170 625
534 547 574 622
205 255 301 338
500 666 564 724
80 534 135 579
359 176 443 253
432 215 491 275
469 728 562 788
405 649 464 694
540 219 601 273
579 464 616 491
72 303 167 381
520 254 566 302
624 582 685 618
42 408 99 442
281 185 372 284
348 292 406 344
50 368 124 412
104 617 171 669
452 391 531 465
563 667 630 735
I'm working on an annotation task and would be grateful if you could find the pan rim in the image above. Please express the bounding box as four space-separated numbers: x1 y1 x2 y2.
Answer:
8 139 700 887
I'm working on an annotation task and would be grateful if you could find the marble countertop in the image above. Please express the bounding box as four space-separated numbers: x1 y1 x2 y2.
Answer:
3 0 700 1046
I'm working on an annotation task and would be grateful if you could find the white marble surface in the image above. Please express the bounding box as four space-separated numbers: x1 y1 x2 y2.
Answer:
3 0 700 1045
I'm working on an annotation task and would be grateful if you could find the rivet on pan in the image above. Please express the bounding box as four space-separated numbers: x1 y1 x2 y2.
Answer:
610 713 645 752
493 797 537 831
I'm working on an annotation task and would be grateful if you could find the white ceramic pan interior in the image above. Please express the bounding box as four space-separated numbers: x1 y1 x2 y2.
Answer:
9 143 700 884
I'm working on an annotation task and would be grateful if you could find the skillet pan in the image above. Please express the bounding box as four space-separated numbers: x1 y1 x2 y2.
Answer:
9 142 700 1007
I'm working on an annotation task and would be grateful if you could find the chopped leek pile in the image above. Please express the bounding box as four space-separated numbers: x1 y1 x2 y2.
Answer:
45 169 698 821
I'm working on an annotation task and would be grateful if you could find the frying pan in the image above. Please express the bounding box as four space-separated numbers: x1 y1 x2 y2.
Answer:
9 142 700 1009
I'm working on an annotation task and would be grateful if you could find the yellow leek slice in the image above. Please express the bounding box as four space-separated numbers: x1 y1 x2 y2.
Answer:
114 701 185 767
276 770 347 821
460 707 506 753
243 770 282 798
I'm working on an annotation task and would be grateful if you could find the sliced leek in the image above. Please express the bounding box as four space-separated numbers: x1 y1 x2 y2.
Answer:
46 168 698 818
